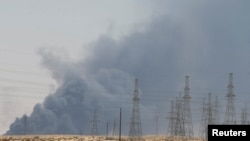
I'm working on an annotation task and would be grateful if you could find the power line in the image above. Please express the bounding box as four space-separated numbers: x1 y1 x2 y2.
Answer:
0 77 51 86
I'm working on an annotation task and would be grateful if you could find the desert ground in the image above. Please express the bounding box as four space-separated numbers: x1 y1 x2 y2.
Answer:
0 135 205 141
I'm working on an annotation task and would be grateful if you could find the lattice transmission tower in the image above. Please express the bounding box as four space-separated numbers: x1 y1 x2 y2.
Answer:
167 93 185 140
182 76 193 137
207 93 215 125
128 78 143 141
214 96 220 124
224 73 237 124
167 96 185 141
241 103 248 124
90 109 99 136
199 93 215 138
167 100 175 137
199 98 207 137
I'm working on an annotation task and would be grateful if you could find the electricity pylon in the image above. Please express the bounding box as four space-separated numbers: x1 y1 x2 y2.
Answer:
167 100 175 137
224 73 237 124
241 103 248 124
128 78 143 141
90 109 99 136
182 76 193 137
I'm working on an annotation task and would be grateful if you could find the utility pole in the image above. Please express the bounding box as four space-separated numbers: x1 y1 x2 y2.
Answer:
128 78 143 141
106 122 109 139
156 116 158 136
112 119 116 136
224 73 237 124
119 108 122 141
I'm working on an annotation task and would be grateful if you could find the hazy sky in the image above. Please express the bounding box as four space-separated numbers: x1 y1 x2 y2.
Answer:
1 0 250 136
0 0 153 134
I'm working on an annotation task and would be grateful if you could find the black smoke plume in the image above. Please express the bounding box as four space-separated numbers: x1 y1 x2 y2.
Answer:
6 1 250 135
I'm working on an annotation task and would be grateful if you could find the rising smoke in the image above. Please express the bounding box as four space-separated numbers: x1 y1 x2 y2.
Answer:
6 1 250 135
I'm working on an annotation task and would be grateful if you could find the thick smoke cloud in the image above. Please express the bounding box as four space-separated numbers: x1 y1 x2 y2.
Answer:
6 0 250 135
6 48 134 135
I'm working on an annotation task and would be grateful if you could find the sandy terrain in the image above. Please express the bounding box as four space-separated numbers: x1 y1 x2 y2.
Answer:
0 135 205 141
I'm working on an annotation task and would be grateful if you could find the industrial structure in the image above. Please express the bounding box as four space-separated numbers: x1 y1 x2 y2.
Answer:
167 95 185 138
241 103 248 124
199 93 218 137
15 72 249 139
199 98 207 137
182 76 194 137
85 73 248 140
90 109 99 136
128 78 143 141
167 76 194 138
214 96 220 124
224 73 237 124
167 100 175 137
86 73 249 139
